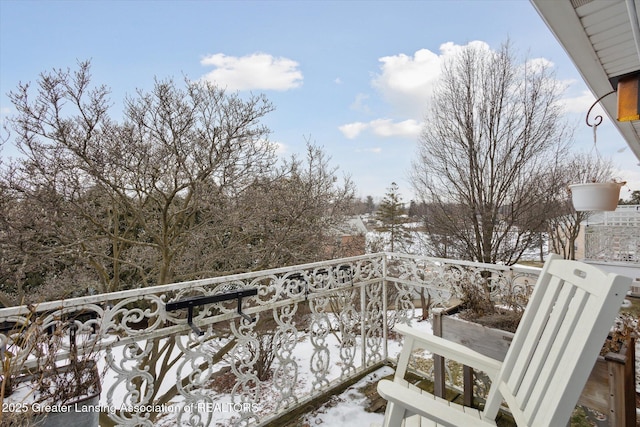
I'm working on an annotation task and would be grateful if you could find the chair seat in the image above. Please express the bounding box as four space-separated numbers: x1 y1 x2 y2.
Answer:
378 378 490 427
402 384 482 427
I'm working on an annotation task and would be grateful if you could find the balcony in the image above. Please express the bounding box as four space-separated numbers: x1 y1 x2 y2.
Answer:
0 253 554 426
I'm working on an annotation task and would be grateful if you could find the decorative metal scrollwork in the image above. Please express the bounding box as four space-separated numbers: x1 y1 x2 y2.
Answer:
0 253 543 426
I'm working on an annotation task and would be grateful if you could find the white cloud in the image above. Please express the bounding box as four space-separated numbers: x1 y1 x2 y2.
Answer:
524 57 555 73
371 48 440 117
355 147 382 154
561 90 599 115
370 119 421 138
339 122 369 139
338 119 421 139
350 93 371 113
200 52 303 91
272 141 287 155
439 40 492 61
370 41 491 119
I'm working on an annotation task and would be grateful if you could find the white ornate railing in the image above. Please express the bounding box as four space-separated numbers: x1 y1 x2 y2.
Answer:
0 253 541 426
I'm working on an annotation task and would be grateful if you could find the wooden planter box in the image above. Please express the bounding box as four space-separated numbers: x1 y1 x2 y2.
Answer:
432 309 637 427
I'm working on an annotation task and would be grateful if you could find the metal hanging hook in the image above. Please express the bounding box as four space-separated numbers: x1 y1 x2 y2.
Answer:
237 295 255 323
585 89 617 157
585 89 616 129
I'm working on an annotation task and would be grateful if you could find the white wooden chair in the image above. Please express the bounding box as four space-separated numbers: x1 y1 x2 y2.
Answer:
377 254 632 427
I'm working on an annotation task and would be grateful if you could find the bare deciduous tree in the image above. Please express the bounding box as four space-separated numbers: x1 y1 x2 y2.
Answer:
5 61 276 293
411 41 572 264
174 142 355 275
1 61 354 303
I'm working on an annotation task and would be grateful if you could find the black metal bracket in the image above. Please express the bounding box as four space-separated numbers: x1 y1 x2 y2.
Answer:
165 288 258 336
586 89 617 128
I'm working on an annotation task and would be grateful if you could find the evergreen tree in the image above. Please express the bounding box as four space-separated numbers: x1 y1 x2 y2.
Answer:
365 195 376 214
375 182 412 252
619 190 640 205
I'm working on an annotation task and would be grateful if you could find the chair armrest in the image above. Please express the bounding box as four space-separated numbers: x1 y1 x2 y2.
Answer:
377 380 496 426
395 323 502 379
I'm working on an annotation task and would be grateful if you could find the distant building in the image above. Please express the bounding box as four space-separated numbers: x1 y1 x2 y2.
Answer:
326 216 368 257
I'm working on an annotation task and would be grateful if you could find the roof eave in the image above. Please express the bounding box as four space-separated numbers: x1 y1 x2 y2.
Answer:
531 0 640 160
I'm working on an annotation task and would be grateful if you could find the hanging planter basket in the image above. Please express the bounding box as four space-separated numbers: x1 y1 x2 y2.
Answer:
568 182 625 211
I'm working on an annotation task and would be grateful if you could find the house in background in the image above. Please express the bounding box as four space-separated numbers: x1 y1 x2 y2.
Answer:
326 215 368 257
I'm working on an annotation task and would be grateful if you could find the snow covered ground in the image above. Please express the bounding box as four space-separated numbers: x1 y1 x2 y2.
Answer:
299 366 392 427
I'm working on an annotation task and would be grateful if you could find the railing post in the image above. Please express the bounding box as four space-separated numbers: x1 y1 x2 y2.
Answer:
382 253 388 361
432 308 446 398
361 274 367 369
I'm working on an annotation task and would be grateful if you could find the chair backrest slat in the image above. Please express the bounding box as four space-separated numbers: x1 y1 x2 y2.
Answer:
524 287 588 422
483 254 631 426
516 282 580 406
503 273 564 394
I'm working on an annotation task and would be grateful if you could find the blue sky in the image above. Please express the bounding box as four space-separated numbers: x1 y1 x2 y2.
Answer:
1 0 638 201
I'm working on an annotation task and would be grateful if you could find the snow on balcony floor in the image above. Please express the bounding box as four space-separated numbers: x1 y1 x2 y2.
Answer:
276 318 434 426
297 365 392 427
